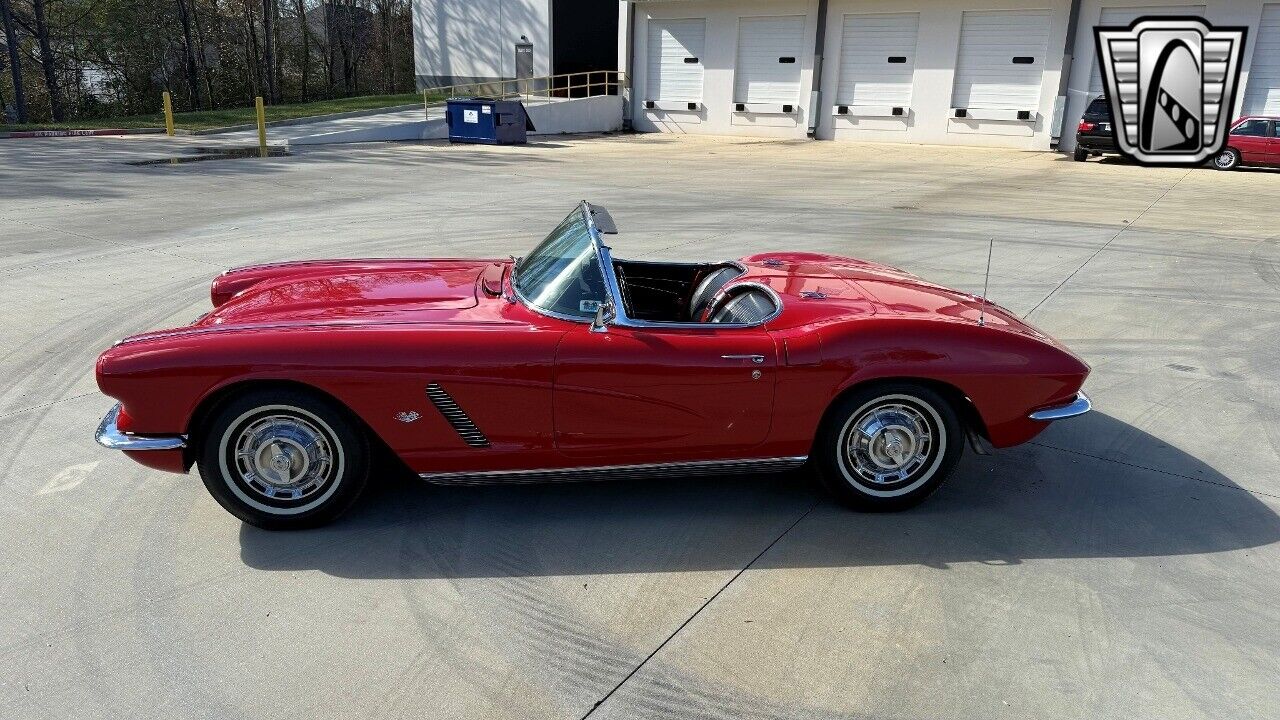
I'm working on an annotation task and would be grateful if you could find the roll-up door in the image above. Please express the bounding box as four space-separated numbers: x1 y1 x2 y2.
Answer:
835 13 919 109
951 10 1051 114
734 15 806 110
1243 4 1280 115
646 19 706 104
1088 5 1206 97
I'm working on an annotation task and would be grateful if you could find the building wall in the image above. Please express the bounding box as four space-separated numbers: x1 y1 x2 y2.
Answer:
412 0 1280 149
412 0 552 87
1060 0 1276 151
815 0 1072 149
631 0 1072 147
630 0 822 138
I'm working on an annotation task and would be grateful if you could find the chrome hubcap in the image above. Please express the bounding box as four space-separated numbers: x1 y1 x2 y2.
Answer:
844 403 933 485
233 414 334 502
1216 152 1234 168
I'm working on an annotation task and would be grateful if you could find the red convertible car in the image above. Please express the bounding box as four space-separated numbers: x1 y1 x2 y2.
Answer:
96 202 1090 529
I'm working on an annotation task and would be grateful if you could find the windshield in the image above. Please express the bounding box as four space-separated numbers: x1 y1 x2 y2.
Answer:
513 207 608 320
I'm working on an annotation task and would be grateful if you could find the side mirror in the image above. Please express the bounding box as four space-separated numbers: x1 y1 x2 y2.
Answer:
590 301 614 333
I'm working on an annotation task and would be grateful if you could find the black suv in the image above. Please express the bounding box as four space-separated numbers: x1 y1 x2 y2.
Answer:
1073 96 1117 161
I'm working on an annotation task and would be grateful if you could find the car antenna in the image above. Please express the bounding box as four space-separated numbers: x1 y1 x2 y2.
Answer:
978 237 993 327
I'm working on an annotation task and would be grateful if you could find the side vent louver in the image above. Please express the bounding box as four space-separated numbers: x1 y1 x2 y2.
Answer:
425 382 490 448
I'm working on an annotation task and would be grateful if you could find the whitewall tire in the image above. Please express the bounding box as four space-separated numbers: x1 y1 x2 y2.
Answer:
197 388 370 530
815 383 964 511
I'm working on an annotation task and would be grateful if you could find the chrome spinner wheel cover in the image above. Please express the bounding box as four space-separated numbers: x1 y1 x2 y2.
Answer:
836 394 948 498
217 404 347 515
844 402 932 485
233 414 335 502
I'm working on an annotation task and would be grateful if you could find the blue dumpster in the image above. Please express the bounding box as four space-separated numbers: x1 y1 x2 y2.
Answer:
445 98 536 145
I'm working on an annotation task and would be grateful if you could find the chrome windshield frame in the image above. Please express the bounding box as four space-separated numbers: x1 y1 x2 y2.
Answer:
514 201 781 330
581 202 781 330
510 203 606 324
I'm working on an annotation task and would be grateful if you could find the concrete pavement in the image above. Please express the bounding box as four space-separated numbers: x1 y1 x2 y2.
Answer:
1 133 1278 719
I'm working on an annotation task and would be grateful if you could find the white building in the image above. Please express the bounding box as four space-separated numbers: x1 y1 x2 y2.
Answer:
411 0 618 85
414 0 1280 151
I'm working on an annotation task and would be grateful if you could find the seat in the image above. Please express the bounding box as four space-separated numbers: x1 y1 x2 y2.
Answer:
709 289 777 324
689 266 741 320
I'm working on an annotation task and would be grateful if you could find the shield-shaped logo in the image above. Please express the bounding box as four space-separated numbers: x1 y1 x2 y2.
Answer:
1094 17 1247 165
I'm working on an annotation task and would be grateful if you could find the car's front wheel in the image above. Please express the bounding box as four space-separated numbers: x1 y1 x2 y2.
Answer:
197 388 370 530
1213 148 1241 170
814 383 963 512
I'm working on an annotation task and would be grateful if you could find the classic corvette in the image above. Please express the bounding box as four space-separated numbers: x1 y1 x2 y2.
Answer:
96 202 1090 530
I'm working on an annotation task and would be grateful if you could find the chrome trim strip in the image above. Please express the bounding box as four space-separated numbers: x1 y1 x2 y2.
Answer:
420 455 808 486
1029 391 1092 421
95 404 187 451
114 317 527 346
611 280 784 329
425 383 490 448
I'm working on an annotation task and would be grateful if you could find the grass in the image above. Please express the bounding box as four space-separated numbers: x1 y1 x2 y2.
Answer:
0 92 442 133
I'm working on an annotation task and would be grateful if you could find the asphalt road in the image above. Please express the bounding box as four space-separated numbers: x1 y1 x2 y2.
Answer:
1 133 1278 720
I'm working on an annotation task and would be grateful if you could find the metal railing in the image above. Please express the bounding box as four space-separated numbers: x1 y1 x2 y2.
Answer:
422 71 627 115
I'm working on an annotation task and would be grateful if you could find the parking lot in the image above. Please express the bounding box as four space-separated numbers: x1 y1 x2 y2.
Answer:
2 133 1279 719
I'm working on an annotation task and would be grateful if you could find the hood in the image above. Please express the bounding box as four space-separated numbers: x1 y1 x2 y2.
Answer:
199 259 490 328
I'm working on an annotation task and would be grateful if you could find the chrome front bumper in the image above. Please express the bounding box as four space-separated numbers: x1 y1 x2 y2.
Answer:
1028 392 1092 421
95 404 187 451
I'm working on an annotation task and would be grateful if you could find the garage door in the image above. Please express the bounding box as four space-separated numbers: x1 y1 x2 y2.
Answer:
646 19 706 103
835 13 919 107
1243 4 1280 115
951 10 1051 111
1088 5 1206 97
734 15 806 106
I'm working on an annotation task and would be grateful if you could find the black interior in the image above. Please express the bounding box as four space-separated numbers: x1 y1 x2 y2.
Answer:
612 260 775 324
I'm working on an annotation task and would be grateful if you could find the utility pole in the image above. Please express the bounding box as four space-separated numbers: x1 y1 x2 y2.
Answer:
0 0 27 122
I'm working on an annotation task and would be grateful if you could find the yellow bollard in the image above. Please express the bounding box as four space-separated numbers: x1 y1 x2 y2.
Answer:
255 96 267 157
162 91 175 136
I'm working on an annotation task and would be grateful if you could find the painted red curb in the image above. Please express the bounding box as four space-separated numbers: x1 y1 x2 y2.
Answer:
3 128 162 138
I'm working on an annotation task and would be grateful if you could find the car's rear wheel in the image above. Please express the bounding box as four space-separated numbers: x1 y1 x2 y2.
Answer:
1073 146 1088 161
197 388 369 530
814 383 963 512
1213 148 1241 170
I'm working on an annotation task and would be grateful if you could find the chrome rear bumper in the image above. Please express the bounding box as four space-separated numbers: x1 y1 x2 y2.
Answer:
95 404 187 451
1028 392 1092 421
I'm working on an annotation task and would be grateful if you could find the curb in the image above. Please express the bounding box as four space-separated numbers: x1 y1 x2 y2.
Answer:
0 127 166 139
191 103 425 135
1 102 425 139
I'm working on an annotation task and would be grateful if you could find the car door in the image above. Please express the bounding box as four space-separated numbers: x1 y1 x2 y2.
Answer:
553 324 777 461
1268 120 1280 166
1229 118 1271 162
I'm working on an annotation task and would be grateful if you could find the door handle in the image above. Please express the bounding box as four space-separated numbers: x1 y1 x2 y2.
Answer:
722 354 765 364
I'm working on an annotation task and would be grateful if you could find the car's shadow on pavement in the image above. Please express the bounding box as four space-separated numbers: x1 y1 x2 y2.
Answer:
238 412 1280 578
1054 154 1280 174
